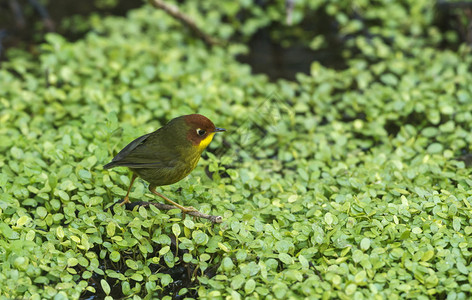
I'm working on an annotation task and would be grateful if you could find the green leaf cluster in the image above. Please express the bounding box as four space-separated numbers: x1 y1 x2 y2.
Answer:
1 2 472 299
178 0 462 59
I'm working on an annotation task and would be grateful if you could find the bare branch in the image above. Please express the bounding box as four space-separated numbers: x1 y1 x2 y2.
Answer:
149 0 220 46
118 200 223 224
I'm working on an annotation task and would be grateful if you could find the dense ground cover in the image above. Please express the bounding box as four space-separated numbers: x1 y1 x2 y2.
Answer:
1 1 472 299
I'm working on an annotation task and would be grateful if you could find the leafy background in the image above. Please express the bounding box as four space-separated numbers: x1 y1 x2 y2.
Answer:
1 0 472 299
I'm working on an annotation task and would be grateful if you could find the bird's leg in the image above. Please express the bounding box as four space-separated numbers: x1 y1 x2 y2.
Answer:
120 173 137 206
149 185 197 213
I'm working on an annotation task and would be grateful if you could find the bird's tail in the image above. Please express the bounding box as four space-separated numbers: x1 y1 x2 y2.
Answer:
103 162 116 169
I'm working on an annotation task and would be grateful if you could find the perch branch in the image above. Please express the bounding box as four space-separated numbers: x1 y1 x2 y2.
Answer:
149 0 219 46
118 199 223 224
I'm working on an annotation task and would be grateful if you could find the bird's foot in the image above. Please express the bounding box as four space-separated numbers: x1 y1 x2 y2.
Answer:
119 196 131 206
181 206 198 213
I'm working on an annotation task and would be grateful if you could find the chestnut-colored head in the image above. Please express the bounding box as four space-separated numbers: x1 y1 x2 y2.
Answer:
183 114 225 149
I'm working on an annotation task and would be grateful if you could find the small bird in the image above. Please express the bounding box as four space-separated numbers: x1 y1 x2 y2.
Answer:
104 114 225 213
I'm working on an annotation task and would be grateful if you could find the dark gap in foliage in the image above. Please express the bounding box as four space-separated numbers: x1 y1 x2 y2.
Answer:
456 151 472 167
237 26 346 81
435 1 472 48
341 112 366 123
233 2 356 80
384 121 401 137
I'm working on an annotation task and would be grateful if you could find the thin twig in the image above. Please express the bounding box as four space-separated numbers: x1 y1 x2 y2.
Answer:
286 0 295 25
118 200 223 224
149 0 219 46
309 261 324 281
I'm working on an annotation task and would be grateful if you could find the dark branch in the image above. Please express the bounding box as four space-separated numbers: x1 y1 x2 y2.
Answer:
149 0 220 46
116 199 223 224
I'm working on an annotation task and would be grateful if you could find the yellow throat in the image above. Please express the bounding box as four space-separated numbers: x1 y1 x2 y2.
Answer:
197 132 216 151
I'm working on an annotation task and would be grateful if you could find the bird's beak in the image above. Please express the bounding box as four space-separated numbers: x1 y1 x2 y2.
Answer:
214 127 226 133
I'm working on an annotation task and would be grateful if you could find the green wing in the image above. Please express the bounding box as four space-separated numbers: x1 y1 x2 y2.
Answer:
104 131 177 169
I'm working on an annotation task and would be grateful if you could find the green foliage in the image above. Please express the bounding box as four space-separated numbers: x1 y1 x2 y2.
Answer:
1 2 472 300
180 0 459 60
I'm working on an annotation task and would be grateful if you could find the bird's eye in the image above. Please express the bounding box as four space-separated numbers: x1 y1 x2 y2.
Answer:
196 128 206 136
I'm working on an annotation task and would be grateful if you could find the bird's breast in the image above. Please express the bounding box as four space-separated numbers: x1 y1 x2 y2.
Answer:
132 148 202 186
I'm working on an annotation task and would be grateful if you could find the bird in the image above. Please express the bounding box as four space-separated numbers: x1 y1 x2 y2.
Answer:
104 114 225 213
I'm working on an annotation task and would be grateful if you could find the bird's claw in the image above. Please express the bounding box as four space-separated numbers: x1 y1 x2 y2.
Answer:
119 197 131 206
181 206 198 213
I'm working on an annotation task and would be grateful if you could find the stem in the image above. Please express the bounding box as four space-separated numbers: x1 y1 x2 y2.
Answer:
118 200 223 224
148 0 220 46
